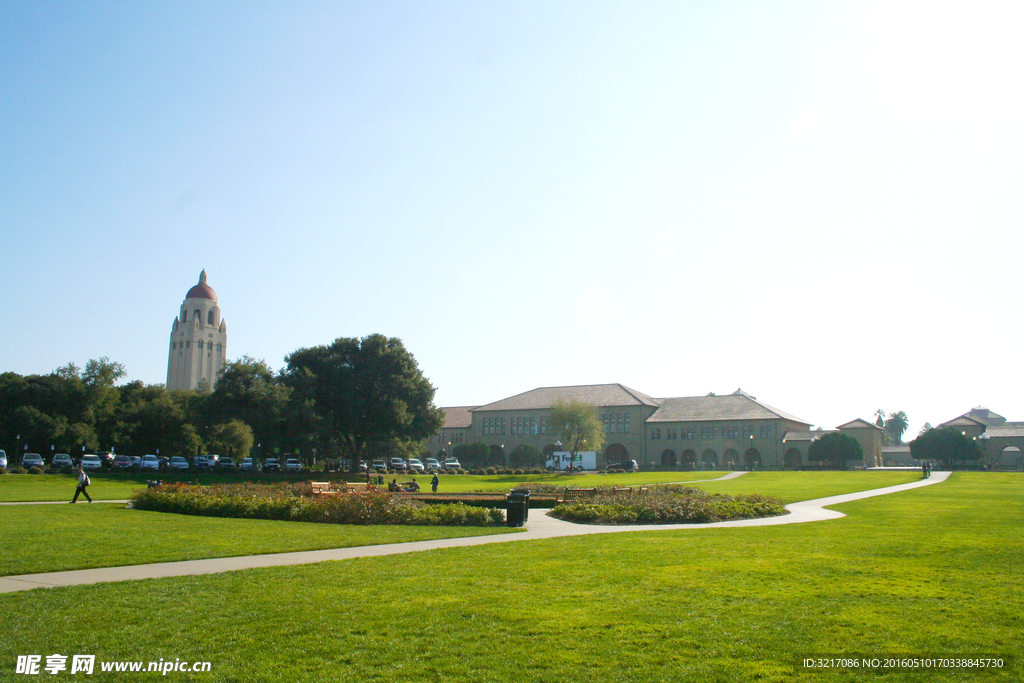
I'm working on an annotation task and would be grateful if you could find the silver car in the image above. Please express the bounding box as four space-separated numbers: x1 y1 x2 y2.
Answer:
22 453 45 469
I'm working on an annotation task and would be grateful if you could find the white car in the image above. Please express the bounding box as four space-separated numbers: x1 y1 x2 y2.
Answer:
169 456 189 470
80 454 103 470
141 455 160 471
407 458 425 472
284 458 303 472
424 458 441 471
443 458 461 469
240 457 254 471
0 450 6 468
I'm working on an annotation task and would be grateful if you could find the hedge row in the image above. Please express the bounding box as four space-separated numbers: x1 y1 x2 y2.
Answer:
548 490 785 525
130 483 504 526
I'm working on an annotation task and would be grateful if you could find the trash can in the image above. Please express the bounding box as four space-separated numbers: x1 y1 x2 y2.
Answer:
506 490 530 527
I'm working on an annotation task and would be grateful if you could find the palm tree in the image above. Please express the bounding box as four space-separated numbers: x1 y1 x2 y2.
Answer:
885 411 909 444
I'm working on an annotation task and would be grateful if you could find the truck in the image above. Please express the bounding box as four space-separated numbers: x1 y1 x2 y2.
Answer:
546 451 597 471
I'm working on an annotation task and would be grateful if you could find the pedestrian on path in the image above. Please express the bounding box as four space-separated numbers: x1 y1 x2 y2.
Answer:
431 472 439 493
71 466 92 503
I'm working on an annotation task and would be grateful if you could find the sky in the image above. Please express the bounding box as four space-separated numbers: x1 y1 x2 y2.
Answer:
2 1 1023 437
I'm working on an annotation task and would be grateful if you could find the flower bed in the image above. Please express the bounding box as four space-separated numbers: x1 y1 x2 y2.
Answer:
130 482 504 526
548 488 785 525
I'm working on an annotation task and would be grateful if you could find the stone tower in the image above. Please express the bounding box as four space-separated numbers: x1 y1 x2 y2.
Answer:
167 270 228 391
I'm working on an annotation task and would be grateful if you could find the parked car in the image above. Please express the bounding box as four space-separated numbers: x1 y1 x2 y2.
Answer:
284 458 303 472
169 456 189 470
608 459 639 472
217 458 236 471
113 455 134 469
80 454 103 470
22 453 45 469
240 457 254 471
158 457 170 470
194 456 212 471
263 458 281 472
0 450 7 468
442 458 461 469
424 458 441 471
389 457 407 471
95 451 116 466
407 458 425 472
129 456 142 468
52 453 74 470
140 455 160 471
371 459 387 471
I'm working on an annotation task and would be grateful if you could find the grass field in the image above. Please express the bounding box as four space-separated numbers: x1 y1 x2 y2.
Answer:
1 472 1020 681
0 505 519 577
683 470 922 504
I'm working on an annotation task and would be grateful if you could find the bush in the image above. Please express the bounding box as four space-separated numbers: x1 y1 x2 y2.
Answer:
485 468 496 476
130 482 502 527
548 489 785 525
0 467 7 475
9 466 27 474
28 466 44 475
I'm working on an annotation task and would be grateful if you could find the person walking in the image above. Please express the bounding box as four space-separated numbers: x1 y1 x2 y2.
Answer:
431 472 439 493
71 466 92 503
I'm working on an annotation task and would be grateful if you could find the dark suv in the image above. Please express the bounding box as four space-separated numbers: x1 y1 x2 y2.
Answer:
608 459 639 472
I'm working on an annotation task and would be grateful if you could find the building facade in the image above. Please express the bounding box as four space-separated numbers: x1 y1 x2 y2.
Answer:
166 270 228 391
425 384 819 469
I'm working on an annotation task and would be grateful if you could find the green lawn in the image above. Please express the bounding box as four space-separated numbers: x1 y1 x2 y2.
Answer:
684 470 922 504
428 470 728 492
0 472 144 501
0 473 1020 681
0 505 519 576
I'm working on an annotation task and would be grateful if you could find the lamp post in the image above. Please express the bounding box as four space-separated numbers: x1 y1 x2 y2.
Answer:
749 433 755 470
977 432 991 469
554 440 563 471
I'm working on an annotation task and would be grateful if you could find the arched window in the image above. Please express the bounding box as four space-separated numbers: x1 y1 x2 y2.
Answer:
208 310 215 324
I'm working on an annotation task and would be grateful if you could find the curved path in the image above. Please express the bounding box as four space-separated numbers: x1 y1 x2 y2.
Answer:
0 471 949 594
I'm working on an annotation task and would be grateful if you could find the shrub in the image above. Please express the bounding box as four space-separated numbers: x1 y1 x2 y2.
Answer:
548 489 785 525
9 466 27 474
28 466 43 475
130 482 502 527
485 468 496 476
0 467 7 475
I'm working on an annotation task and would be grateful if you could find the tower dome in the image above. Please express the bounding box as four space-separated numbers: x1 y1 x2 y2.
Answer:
185 269 218 300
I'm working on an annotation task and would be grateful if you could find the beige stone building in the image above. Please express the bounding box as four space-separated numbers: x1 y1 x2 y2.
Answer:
425 385 821 469
939 407 1024 469
780 418 884 469
166 270 228 391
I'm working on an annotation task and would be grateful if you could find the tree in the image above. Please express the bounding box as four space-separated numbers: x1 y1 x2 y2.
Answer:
885 410 909 445
549 400 605 470
283 334 444 469
874 409 886 428
807 432 863 469
910 427 982 469
453 442 490 468
210 356 291 451
510 444 544 468
918 422 933 437
206 420 254 460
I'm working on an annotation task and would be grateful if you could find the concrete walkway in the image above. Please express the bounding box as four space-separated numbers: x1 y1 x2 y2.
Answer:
0 471 949 594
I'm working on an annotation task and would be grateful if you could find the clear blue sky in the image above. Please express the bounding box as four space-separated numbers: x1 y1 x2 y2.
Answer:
3 1 1022 436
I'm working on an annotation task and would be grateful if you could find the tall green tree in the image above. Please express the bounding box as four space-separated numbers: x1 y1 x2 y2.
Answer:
210 356 291 451
910 427 982 468
807 432 863 469
510 443 544 468
885 410 909 444
549 399 605 469
283 334 444 469
207 420 254 461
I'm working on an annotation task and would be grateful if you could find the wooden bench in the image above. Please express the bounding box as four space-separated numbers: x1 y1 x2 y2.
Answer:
310 481 340 496
612 486 633 495
556 487 597 503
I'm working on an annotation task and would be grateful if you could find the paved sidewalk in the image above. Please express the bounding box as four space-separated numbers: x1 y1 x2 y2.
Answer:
0 471 949 594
